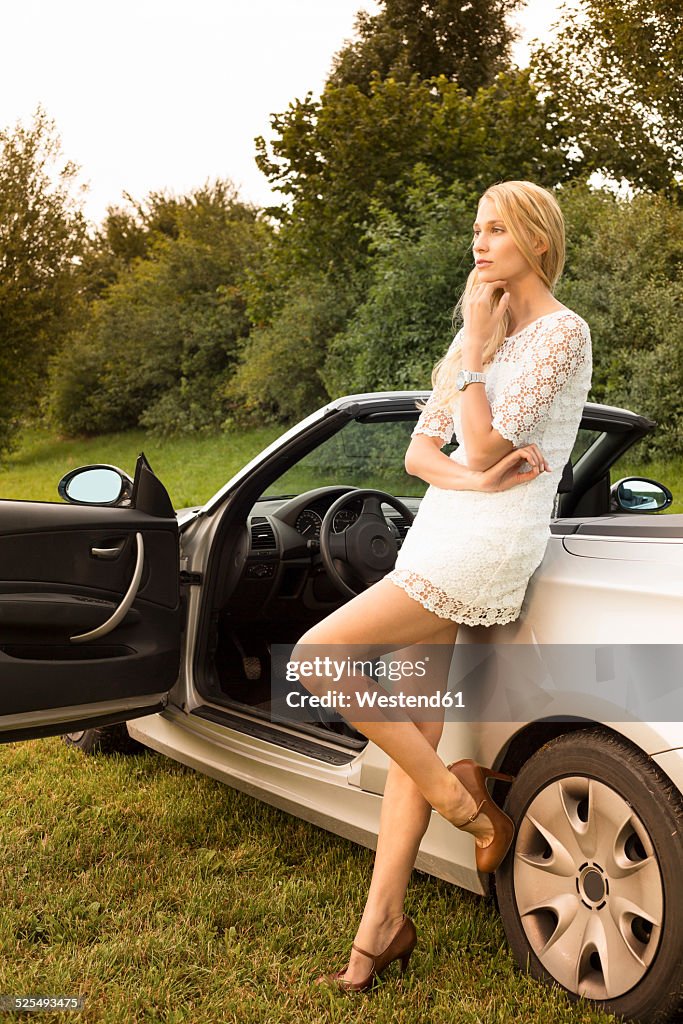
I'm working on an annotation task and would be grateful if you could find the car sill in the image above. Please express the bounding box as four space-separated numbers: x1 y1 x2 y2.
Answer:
189 704 357 766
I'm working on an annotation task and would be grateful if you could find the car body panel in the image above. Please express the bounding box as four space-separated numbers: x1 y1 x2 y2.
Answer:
126 705 486 894
526 529 683 644
651 747 683 792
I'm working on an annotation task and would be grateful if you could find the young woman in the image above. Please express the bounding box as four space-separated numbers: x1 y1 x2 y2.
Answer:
294 180 593 992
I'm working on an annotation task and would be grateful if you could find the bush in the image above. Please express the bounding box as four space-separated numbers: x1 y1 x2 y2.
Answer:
556 181 683 459
321 173 478 397
48 181 269 436
223 271 367 425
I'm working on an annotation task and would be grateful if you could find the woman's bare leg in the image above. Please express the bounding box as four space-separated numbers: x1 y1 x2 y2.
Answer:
336 624 451 985
340 719 445 985
296 589 496 986
293 578 493 841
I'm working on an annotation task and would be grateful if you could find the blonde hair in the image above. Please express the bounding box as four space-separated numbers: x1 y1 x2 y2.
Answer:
417 180 566 412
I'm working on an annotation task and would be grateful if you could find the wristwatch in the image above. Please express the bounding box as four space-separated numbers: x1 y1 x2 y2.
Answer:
456 369 487 391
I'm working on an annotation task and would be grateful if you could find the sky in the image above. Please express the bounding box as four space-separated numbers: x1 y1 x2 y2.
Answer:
0 0 563 226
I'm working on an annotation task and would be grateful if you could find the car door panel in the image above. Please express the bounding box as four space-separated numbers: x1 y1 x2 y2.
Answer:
0 480 181 732
0 518 178 606
0 591 142 630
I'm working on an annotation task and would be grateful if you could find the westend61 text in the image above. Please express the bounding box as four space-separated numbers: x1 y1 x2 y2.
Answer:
285 690 465 709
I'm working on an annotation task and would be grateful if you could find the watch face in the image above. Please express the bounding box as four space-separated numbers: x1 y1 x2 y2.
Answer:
456 369 466 390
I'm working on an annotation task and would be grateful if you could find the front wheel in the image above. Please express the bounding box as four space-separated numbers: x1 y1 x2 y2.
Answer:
496 728 683 1024
62 723 144 755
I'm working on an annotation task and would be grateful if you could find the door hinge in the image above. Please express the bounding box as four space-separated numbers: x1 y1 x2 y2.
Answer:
179 570 202 587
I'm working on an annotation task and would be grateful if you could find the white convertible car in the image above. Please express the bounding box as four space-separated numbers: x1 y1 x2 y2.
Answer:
1 392 681 1024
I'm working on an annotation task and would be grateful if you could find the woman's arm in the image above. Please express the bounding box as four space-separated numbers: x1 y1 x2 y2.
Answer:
457 367 514 472
405 434 484 490
405 434 551 493
456 283 517 471
405 357 527 478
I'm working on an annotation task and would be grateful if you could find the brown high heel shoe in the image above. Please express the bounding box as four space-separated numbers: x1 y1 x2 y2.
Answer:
314 914 417 992
447 758 516 873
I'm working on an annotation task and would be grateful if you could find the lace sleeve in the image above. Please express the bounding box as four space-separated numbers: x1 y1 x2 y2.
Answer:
410 389 454 444
490 315 590 447
410 331 461 444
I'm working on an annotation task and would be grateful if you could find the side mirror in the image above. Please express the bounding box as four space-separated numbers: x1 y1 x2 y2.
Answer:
58 465 134 507
611 477 673 513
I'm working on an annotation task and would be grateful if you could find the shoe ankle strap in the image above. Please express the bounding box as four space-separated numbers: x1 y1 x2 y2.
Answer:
351 914 407 961
351 942 376 962
468 797 487 822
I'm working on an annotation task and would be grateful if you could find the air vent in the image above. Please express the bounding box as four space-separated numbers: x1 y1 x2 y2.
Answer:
250 517 276 551
386 514 411 539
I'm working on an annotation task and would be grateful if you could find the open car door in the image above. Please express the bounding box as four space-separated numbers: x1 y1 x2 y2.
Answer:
0 455 181 743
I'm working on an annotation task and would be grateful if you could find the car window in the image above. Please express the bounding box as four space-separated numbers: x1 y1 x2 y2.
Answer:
606 435 655 483
570 427 602 465
260 419 449 499
260 421 604 501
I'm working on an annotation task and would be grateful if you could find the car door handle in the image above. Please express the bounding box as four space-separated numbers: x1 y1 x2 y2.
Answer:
71 533 145 643
91 543 125 559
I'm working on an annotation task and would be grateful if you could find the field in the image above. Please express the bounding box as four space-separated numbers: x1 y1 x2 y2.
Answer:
0 736 619 1024
1 426 681 512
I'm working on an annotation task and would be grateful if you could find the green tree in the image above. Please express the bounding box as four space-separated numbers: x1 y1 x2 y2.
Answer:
48 181 271 435
328 0 523 95
78 191 189 300
255 69 576 282
224 270 367 426
248 3 582 397
0 107 86 457
530 0 683 198
555 181 683 457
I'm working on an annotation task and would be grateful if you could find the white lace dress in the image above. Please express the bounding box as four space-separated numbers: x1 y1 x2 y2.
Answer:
385 309 593 626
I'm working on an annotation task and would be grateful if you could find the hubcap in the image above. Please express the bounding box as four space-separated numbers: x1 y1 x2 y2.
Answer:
514 776 663 1000
66 731 86 742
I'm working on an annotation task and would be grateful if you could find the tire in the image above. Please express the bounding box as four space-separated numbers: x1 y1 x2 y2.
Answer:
496 728 683 1024
62 723 144 755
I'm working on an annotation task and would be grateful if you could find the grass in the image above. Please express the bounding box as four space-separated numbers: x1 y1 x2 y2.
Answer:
0 426 284 509
1 426 681 512
0 736 619 1024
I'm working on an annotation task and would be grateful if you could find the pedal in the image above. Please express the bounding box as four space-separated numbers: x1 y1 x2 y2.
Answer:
241 655 262 681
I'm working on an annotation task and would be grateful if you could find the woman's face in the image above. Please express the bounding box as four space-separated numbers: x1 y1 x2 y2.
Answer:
472 195 537 286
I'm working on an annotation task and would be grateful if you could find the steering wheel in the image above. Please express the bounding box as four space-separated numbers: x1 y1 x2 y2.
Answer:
319 489 415 599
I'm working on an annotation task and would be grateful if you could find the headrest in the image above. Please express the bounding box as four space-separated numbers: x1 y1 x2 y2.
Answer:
557 459 573 494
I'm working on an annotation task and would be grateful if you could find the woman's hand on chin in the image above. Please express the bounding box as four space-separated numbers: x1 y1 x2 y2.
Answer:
462 280 510 353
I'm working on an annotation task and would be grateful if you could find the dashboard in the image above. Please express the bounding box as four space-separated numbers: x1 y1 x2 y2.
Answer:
255 486 413 553
294 495 364 542
215 486 417 620
212 484 422 624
